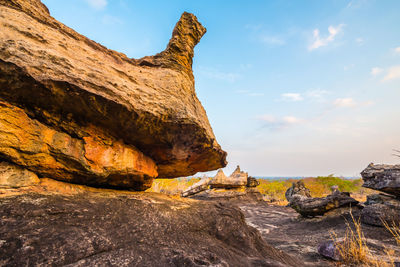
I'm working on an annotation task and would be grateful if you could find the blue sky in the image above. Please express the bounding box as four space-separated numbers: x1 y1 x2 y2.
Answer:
42 0 400 177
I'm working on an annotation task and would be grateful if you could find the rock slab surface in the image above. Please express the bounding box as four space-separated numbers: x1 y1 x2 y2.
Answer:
0 181 297 267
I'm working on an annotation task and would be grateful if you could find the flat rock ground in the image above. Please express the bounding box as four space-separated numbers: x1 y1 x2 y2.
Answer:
239 203 400 266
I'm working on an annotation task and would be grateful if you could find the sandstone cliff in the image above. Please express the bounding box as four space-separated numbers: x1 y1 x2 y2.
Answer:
0 0 227 190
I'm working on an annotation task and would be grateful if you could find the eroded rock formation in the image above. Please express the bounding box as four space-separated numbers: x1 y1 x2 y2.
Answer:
182 166 263 201
0 0 227 190
209 166 248 188
286 181 359 217
285 180 311 202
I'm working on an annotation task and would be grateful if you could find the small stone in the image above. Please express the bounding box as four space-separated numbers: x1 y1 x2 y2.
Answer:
317 241 341 261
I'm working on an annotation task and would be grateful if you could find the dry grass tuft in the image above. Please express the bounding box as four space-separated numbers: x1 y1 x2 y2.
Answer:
333 212 372 265
382 220 400 246
332 213 399 266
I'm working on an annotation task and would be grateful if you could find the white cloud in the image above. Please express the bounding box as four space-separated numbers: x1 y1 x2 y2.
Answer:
259 35 285 46
347 0 367 9
281 93 303 102
371 67 383 76
258 114 276 123
383 65 400 81
236 90 264 97
309 24 344 51
102 15 123 25
248 93 265 97
333 98 356 107
306 89 330 101
258 115 304 130
85 0 107 9
198 67 240 83
283 116 302 124
394 47 400 54
355 38 364 45
344 64 355 71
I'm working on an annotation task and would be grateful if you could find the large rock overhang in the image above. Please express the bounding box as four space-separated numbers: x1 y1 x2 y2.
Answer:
0 0 227 181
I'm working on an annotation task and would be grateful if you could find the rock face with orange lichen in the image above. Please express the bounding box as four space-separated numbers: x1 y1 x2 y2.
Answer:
0 0 227 190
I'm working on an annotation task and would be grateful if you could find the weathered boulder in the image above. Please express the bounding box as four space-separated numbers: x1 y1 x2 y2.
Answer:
0 161 39 188
361 194 400 226
0 180 298 267
361 163 400 197
317 241 341 261
285 181 359 217
289 192 359 217
247 176 260 188
0 0 227 189
285 180 311 202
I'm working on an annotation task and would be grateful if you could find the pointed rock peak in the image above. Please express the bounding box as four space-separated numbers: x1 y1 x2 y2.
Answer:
162 12 206 72
215 169 227 178
232 165 241 174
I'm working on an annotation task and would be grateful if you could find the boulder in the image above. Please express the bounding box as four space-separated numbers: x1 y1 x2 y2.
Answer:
361 163 400 197
0 0 227 189
247 176 260 188
0 161 39 188
285 180 311 202
317 241 341 261
361 194 400 226
289 192 359 217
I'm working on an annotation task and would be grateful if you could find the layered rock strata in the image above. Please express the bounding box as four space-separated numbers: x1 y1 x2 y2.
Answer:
0 0 227 189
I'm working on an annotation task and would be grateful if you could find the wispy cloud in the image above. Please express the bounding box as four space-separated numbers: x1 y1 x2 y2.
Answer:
305 89 330 101
85 0 107 9
309 24 344 51
281 93 303 102
346 0 367 9
236 90 264 97
395 47 400 54
258 115 304 131
333 98 356 107
370 67 383 76
332 98 374 108
355 37 364 45
278 89 329 102
344 64 355 71
383 65 400 81
259 35 285 46
102 14 123 25
198 67 240 83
